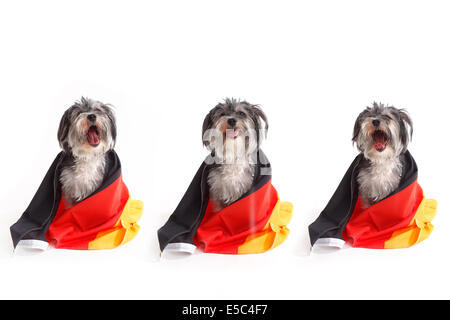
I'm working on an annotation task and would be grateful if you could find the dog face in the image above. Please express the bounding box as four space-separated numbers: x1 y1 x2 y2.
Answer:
58 97 117 158
353 102 413 161
202 98 268 161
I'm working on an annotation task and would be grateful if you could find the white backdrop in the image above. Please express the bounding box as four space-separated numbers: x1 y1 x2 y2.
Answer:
0 0 449 300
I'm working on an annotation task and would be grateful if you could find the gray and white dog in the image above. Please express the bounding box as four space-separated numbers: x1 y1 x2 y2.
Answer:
57 97 117 208
202 98 268 211
353 102 413 208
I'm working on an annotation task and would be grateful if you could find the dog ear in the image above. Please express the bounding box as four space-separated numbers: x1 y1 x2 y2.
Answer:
57 107 72 153
251 105 268 138
398 109 413 138
397 108 413 150
202 109 214 148
352 109 367 144
103 104 117 146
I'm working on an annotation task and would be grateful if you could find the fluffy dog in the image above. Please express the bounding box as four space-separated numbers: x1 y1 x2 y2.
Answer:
353 102 413 208
57 97 117 207
202 98 268 211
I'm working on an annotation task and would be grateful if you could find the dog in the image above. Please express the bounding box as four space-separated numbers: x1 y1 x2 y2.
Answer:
202 98 268 211
352 102 413 208
57 97 117 208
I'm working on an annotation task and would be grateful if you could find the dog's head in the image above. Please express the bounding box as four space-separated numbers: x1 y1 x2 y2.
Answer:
57 97 117 158
202 98 268 160
353 102 413 161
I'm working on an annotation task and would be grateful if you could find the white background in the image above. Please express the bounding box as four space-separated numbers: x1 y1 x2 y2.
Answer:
0 0 448 300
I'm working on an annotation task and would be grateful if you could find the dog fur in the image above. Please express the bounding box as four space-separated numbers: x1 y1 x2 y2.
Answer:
57 97 117 207
202 98 268 211
352 102 413 208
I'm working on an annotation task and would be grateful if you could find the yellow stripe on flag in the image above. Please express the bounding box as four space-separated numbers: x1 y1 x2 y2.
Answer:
238 200 293 254
384 196 437 249
88 197 144 250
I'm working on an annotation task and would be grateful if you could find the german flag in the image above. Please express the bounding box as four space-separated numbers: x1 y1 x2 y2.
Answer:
309 150 437 250
158 151 293 255
10 151 143 251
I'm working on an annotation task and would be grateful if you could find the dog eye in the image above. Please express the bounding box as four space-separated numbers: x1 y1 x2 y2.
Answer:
237 111 246 117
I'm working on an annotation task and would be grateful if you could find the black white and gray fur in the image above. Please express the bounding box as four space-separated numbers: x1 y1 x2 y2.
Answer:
202 98 268 211
57 97 117 208
353 102 413 208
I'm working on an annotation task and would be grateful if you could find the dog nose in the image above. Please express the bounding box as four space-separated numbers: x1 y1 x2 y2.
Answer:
372 119 380 127
87 114 97 122
227 118 237 127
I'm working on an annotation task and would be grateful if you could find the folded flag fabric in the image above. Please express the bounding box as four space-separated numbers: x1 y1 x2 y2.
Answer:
10 151 143 251
158 151 293 255
309 150 437 250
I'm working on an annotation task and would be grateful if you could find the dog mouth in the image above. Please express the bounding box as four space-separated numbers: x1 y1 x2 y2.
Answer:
87 126 101 147
372 130 388 152
225 128 241 139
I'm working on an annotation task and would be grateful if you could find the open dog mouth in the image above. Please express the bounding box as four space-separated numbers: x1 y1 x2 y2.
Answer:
87 126 100 147
372 130 388 152
225 128 241 139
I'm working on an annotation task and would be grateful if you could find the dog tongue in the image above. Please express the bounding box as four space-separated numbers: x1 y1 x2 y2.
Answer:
226 129 240 138
373 131 387 151
374 142 385 150
88 127 100 146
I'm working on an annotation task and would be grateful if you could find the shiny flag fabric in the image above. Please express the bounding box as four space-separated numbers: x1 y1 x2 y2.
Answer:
158 151 293 255
10 151 143 251
309 150 437 250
